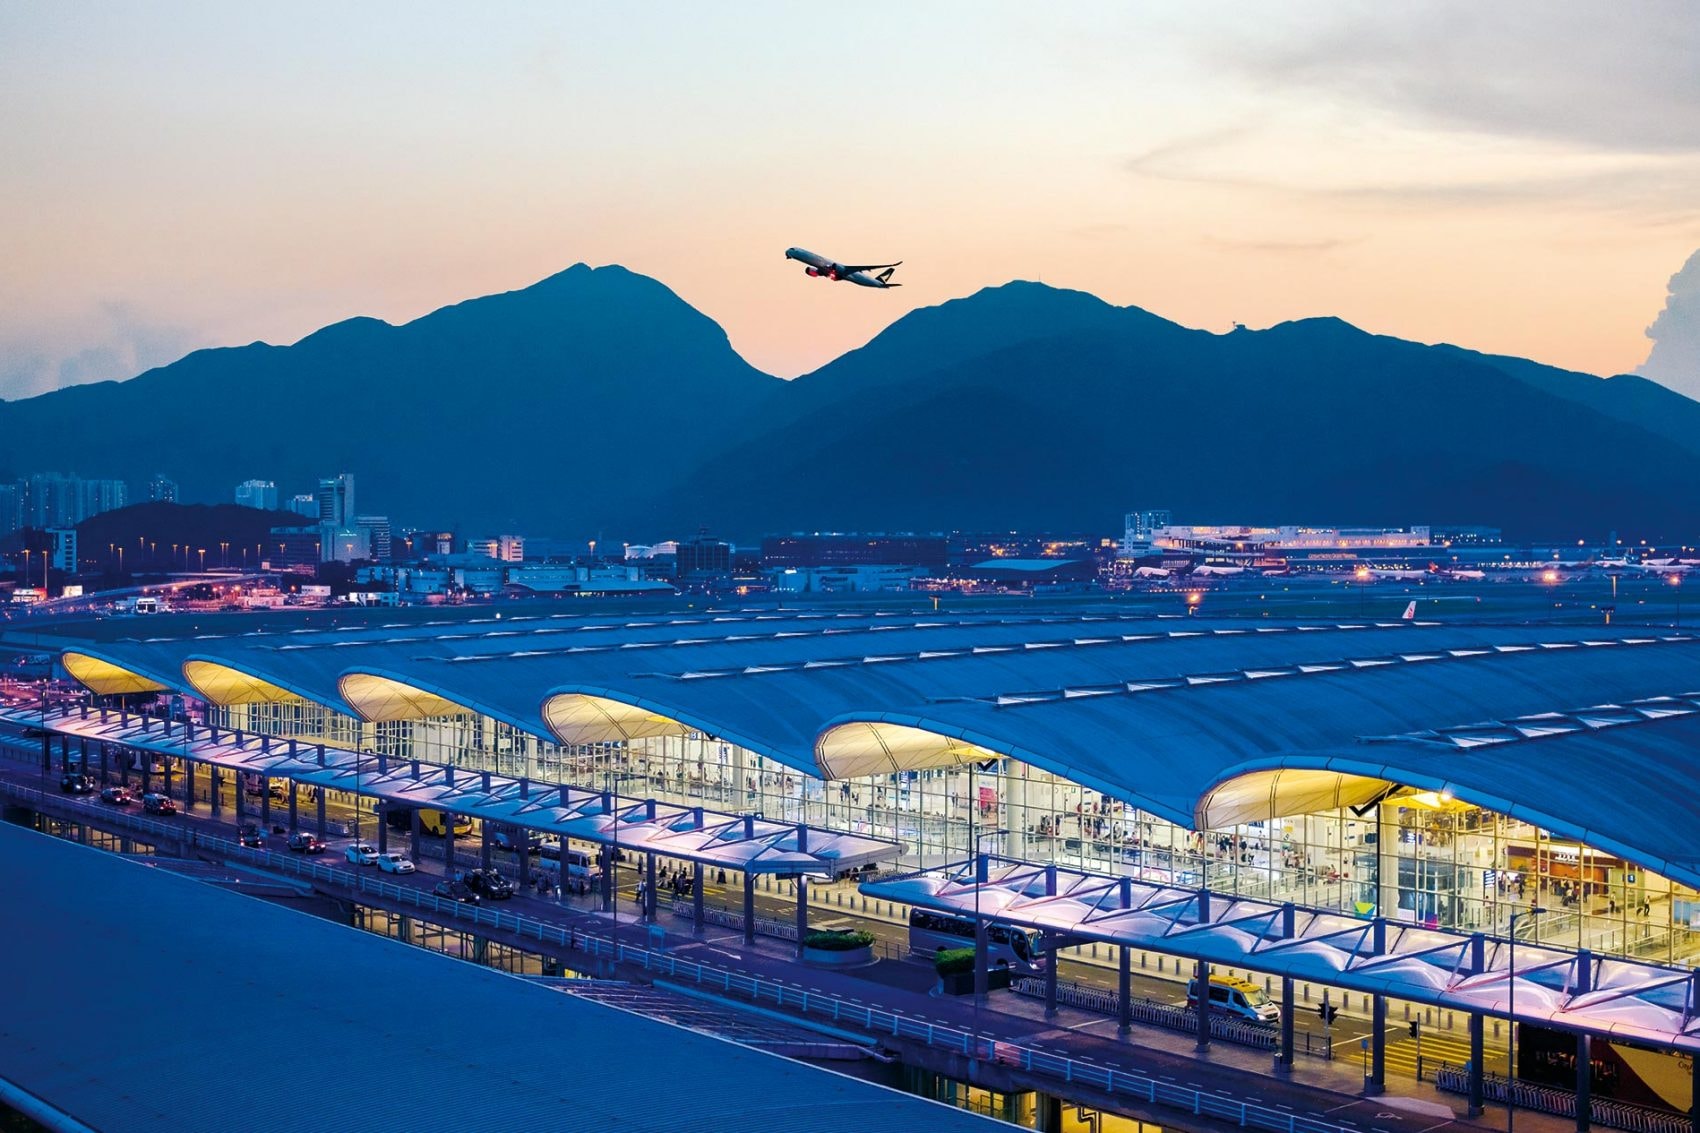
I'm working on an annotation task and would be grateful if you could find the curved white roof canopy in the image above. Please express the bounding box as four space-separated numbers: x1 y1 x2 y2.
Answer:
61 652 168 697
816 720 1002 779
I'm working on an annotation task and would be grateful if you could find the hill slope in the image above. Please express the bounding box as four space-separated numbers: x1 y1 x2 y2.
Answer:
5 270 1699 541
0 265 780 534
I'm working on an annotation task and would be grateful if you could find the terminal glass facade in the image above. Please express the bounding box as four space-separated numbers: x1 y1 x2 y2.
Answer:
203 697 1699 967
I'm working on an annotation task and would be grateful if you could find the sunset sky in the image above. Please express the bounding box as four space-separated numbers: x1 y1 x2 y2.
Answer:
3 2 1697 400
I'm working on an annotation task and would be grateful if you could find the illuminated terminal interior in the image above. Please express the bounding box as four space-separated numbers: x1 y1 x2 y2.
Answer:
53 611 1700 968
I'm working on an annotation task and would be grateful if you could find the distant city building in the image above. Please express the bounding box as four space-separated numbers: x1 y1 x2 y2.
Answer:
0 484 19 538
1432 525 1504 546
925 557 1098 592
354 515 392 563
321 526 370 564
47 527 77 573
675 532 732 580
465 535 524 562
317 473 355 527
761 534 948 570
235 479 279 511
1152 524 1431 553
769 564 925 594
287 494 318 519
146 475 179 503
624 542 679 560
19 474 127 528
269 527 322 569
1121 509 1172 556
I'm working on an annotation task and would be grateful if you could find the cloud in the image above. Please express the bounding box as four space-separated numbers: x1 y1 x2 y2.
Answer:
1220 3 1700 155
1638 248 1700 400
0 303 204 401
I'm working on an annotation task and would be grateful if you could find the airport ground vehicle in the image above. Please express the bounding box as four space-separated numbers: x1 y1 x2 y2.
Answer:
908 909 1045 973
1186 974 1281 1025
419 809 472 837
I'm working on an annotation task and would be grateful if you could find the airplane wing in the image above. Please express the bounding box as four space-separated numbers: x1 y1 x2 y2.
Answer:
840 260 901 273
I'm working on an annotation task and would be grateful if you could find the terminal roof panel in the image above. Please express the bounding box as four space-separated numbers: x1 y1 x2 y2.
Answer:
0 821 998 1133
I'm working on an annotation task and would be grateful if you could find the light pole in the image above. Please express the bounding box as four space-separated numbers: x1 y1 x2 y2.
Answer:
1507 905 1546 1133
1671 574 1683 628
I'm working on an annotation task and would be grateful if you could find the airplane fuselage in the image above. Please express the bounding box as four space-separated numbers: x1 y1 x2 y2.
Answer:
785 247 900 288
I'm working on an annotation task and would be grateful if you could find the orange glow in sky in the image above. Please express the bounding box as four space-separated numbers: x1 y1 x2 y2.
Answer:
1 4 1697 397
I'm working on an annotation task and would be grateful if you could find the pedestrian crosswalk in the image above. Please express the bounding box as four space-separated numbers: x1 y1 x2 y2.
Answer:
1381 1028 1508 1079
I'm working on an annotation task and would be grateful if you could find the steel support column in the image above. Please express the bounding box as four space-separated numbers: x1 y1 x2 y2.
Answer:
182 759 194 811
376 807 389 853
210 767 222 816
315 790 326 838
1369 995 1387 1094
260 781 270 827
1279 904 1297 1071
743 871 756 945
1195 958 1212 1050
1118 946 1132 1034
288 780 299 830
445 820 456 876
692 862 705 932
1576 1033 1592 1131
1468 1013 1485 1116
481 825 493 871
645 853 657 922
793 873 808 955
1044 934 1058 1017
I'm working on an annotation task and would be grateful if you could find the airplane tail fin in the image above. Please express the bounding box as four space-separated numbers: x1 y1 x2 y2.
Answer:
1401 600 1417 621
877 267 898 285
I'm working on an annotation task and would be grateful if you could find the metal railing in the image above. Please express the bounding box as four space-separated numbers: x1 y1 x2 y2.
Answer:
5 777 1376 1133
1433 1064 1691 1133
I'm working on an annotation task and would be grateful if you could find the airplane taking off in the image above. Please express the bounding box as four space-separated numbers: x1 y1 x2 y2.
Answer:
786 247 902 288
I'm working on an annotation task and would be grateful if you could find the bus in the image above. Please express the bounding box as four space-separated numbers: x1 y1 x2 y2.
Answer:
908 909 1045 973
419 809 473 837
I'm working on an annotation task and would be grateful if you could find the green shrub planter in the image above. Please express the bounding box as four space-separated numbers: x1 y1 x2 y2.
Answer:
939 967 1013 996
802 929 875 966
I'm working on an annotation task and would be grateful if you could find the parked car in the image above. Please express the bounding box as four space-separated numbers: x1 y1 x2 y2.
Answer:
59 772 94 794
377 852 415 875
433 878 481 904
99 786 133 806
344 842 379 866
238 823 266 848
287 832 326 854
462 868 515 900
141 793 177 816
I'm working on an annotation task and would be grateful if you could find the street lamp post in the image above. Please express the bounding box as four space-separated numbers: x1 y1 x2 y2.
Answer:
1671 574 1684 628
1507 905 1546 1133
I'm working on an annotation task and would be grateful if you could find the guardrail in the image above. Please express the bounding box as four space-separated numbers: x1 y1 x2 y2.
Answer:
7 777 1370 1133
667 899 798 941
1433 1064 1690 1133
1009 977 1279 1050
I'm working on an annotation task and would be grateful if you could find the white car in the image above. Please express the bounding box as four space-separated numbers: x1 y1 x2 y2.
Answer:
344 842 379 866
377 852 415 874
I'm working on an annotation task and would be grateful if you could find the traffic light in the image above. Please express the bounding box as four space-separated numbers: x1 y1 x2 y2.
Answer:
1317 1002 1339 1024
1409 1020 1420 1039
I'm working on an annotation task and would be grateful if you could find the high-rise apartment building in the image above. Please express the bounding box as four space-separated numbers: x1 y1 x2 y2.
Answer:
1121 509 1172 556
355 516 392 563
19 474 127 529
0 484 19 538
235 479 279 511
287 494 318 518
317 473 355 527
147 475 179 503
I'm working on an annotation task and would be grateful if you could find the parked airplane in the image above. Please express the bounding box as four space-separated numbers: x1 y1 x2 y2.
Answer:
785 247 902 288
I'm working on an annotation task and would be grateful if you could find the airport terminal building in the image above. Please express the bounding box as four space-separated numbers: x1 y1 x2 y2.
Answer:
46 606 1700 976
